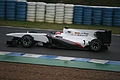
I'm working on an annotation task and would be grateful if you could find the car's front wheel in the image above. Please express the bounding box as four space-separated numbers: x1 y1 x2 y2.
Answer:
21 35 34 48
90 39 102 51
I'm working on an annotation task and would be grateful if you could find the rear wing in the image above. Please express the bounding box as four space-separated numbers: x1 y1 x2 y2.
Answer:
95 30 112 44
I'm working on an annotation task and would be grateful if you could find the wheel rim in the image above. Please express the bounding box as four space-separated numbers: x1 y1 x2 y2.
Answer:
22 36 33 47
90 40 102 51
92 42 100 50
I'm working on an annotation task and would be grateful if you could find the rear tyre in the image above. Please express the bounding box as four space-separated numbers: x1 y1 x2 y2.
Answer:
21 35 34 48
90 39 102 51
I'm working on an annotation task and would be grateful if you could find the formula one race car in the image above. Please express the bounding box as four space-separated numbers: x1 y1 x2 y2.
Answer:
6 27 112 51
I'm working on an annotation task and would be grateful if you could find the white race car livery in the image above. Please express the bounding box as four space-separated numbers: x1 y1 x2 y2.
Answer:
6 27 112 51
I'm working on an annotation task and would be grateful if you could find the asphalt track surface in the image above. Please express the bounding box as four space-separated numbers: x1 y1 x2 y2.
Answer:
0 26 120 61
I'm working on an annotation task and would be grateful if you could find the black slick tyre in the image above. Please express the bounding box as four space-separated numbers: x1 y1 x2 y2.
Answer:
90 39 102 51
21 35 34 48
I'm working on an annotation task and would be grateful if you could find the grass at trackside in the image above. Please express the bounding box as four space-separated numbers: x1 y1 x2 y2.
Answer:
0 20 120 34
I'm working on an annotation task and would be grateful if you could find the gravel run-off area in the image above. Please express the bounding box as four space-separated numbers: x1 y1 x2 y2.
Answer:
0 61 120 80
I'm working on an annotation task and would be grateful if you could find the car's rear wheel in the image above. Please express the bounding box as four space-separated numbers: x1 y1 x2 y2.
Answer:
90 39 102 51
21 35 34 48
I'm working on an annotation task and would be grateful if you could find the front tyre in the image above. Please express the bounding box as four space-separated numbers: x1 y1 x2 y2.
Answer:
21 35 34 48
90 39 102 51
